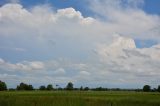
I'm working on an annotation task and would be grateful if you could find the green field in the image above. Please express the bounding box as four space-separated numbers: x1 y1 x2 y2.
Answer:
0 91 160 106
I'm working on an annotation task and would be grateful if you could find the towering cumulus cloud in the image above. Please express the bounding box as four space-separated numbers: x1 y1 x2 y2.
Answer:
0 0 160 88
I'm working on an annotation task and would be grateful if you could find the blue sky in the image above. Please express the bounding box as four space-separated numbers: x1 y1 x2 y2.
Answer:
1 0 91 16
1 0 160 16
143 0 160 15
0 0 160 88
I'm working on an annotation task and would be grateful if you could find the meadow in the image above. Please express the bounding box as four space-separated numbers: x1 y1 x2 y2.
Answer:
0 91 160 106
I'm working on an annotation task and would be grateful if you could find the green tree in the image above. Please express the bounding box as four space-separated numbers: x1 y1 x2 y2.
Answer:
28 85 34 90
158 85 160 92
16 82 26 90
66 82 73 90
143 85 151 92
95 87 103 91
84 87 89 91
47 84 53 90
80 86 83 91
39 85 46 90
16 82 34 90
0 80 7 91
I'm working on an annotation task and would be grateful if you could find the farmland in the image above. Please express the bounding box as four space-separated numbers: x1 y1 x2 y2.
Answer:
0 91 160 106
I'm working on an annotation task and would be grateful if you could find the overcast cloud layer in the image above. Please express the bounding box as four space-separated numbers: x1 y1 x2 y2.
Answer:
0 0 160 88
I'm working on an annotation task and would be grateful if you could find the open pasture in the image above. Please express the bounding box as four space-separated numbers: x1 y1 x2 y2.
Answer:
0 91 160 106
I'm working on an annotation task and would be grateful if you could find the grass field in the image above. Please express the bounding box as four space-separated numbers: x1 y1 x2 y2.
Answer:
0 91 160 106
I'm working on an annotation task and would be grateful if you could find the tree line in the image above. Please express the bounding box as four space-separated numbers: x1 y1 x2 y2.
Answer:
0 80 160 92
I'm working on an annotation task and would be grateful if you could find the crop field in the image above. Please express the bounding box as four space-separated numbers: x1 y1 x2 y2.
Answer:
0 91 160 106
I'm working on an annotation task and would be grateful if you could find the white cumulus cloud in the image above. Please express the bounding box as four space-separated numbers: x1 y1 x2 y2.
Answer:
0 1 160 88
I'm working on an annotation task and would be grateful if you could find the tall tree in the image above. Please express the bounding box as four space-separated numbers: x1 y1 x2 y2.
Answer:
16 82 34 90
84 87 89 91
28 85 34 90
39 85 46 90
0 80 7 91
47 84 53 90
143 85 151 92
66 82 73 90
158 85 160 92
80 86 83 91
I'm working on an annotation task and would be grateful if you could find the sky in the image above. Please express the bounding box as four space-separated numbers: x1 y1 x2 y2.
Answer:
0 0 160 89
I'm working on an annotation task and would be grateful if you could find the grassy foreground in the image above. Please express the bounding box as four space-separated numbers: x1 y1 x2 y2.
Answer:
0 91 160 106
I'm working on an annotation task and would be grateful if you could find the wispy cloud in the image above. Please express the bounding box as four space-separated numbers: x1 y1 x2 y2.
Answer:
8 0 20 3
0 46 26 52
